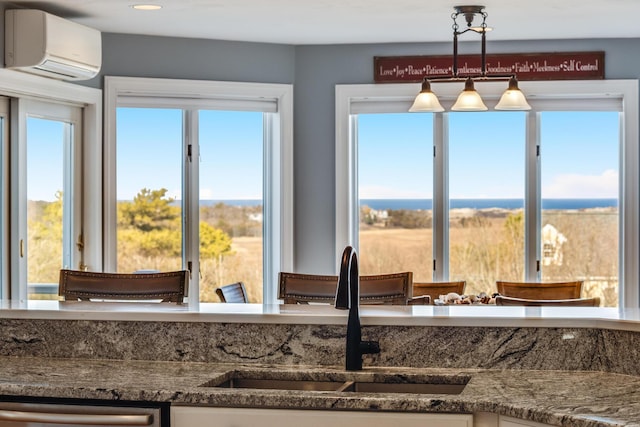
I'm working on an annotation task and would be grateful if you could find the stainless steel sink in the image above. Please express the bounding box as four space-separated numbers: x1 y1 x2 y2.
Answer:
202 370 470 395
339 381 467 394
213 377 346 391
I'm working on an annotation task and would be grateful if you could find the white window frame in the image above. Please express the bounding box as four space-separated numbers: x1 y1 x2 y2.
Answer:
0 96 8 299
104 76 294 305
335 79 639 308
13 99 82 298
0 69 101 301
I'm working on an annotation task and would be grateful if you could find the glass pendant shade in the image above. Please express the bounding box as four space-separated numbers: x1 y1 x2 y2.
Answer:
409 79 445 112
451 78 488 111
495 76 531 110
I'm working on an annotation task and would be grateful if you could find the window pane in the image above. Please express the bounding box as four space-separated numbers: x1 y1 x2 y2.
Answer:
26 117 66 299
357 113 433 280
540 111 619 307
116 108 183 273
199 110 263 303
448 112 526 296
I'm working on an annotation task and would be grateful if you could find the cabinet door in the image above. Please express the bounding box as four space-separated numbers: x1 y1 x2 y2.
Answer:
172 407 473 427
500 415 552 427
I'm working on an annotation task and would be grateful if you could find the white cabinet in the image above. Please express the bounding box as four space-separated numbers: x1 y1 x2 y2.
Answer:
171 407 473 427
499 415 553 427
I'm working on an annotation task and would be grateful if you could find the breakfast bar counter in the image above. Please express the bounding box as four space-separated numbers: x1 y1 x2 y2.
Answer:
3 302 640 427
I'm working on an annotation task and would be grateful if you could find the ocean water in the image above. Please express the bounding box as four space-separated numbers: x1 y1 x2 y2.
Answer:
200 199 263 207
200 198 618 210
360 198 618 210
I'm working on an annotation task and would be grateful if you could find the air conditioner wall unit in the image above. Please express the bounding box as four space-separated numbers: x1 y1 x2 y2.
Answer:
5 9 102 81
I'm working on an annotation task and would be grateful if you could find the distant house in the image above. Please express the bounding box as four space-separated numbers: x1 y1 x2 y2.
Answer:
373 209 389 220
248 213 263 222
542 224 567 266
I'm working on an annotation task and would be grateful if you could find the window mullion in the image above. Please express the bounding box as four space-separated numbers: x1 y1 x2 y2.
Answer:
184 109 200 306
524 110 540 281
433 113 448 281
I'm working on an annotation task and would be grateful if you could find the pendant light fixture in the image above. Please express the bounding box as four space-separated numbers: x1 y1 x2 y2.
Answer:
410 6 530 113
451 77 488 111
409 79 445 112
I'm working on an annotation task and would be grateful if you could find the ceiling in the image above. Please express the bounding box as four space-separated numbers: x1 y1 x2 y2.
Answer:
3 0 638 45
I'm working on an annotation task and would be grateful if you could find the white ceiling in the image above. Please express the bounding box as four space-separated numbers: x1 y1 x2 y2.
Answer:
4 0 639 45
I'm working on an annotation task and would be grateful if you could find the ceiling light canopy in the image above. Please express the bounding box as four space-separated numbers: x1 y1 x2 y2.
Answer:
131 4 163 10
410 6 530 113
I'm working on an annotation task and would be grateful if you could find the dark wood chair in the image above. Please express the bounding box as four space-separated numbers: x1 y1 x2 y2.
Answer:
496 280 583 300
59 269 188 304
215 281 249 303
495 295 600 307
278 271 413 305
412 281 466 304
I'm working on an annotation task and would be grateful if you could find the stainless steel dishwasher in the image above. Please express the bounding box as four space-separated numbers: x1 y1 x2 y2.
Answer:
0 400 167 427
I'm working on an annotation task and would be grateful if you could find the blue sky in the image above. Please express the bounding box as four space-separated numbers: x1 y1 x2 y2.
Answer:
27 118 64 202
115 108 263 201
358 110 619 199
27 109 619 202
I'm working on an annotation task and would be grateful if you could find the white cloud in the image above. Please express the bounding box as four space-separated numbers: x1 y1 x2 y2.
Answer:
359 185 430 199
544 169 618 198
200 188 213 199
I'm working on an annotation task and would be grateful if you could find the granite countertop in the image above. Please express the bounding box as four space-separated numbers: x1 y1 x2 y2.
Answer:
0 357 639 427
2 301 638 331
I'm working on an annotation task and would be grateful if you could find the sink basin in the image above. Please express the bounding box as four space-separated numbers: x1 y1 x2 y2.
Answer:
340 381 467 394
213 378 346 391
202 370 470 395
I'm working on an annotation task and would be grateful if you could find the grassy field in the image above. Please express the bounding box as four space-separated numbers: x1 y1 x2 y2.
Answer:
230 209 618 306
28 200 618 306
201 236 263 303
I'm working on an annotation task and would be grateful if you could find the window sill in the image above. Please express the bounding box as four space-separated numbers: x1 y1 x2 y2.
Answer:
1 300 638 331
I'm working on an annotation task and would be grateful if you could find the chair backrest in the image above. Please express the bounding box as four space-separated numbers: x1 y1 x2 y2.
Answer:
495 295 600 307
278 271 413 305
496 280 583 300
408 295 431 305
360 272 413 304
59 269 188 303
216 282 249 303
412 281 466 303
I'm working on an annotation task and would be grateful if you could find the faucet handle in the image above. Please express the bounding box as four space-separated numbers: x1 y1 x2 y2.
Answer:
360 340 381 355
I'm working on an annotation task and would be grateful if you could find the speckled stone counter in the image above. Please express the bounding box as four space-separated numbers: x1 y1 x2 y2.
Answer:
3 318 640 375
3 303 640 427
0 357 639 427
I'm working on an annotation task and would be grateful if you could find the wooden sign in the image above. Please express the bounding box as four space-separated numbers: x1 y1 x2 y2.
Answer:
374 51 604 83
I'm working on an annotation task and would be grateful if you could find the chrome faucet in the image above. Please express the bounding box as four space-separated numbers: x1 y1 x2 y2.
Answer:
334 246 380 371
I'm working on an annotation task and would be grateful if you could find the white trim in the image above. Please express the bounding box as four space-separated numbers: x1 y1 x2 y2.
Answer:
9 98 24 301
103 76 294 303
336 79 639 308
0 69 101 105
621 81 639 308
334 86 354 266
116 97 277 112
0 69 101 299
0 98 8 299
